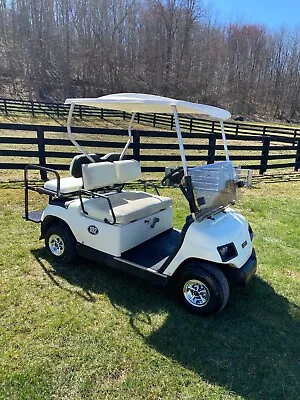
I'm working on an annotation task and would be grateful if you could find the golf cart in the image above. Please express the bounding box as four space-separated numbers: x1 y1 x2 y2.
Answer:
24 93 257 316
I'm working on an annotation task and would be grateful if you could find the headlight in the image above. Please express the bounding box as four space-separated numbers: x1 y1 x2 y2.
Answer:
217 242 238 262
248 224 254 241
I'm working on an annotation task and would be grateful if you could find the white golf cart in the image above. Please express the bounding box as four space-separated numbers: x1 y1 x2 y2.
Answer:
24 93 257 316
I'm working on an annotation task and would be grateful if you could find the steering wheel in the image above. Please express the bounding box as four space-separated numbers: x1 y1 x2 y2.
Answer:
161 167 184 187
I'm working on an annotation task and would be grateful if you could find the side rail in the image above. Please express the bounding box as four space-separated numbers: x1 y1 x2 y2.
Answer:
24 165 61 221
79 189 117 225
123 179 161 195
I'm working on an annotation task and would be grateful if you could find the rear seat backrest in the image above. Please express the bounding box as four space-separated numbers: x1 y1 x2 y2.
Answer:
82 162 118 190
114 160 141 184
69 154 102 178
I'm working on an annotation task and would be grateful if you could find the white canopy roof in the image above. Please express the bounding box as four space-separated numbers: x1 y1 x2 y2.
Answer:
65 93 231 120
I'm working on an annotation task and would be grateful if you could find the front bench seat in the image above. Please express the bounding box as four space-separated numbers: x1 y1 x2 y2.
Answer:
83 191 172 224
81 160 172 224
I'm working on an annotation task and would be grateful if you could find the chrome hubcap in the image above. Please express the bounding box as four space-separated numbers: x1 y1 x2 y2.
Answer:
183 279 210 307
49 234 65 256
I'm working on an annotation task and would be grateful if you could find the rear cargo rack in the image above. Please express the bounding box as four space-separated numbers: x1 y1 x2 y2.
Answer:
24 164 61 221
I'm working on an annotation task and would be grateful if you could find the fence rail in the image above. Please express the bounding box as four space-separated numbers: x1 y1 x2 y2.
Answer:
1 122 300 180
0 97 300 141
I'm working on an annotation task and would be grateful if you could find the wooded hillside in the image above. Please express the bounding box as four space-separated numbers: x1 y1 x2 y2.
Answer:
1 0 300 121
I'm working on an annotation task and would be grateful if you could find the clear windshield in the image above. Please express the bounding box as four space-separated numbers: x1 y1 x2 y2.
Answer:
189 161 237 220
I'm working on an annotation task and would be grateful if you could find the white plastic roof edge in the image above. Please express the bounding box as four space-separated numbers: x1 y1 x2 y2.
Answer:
65 93 231 120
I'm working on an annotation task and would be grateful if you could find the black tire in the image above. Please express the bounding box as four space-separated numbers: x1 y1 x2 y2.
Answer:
177 263 229 316
45 223 77 264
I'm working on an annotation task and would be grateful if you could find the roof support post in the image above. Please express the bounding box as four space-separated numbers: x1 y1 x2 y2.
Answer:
67 104 95 162
120 112 136 160
172 105 188 176
220 120 230 161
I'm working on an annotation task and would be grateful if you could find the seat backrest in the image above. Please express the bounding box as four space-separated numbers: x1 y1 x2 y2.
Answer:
82 159 141 190
70 154 102 178
82 162 118 190
100 152 124 162
70 153 128 178
114 160 141 184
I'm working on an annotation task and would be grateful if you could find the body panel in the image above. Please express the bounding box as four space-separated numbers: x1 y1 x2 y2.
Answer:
42 200 173 257
163 208 253 276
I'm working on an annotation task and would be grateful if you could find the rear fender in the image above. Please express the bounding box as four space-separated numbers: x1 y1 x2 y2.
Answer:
40 216 72 239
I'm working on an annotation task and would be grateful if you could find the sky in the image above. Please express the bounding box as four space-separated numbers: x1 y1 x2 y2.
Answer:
204 0 300 31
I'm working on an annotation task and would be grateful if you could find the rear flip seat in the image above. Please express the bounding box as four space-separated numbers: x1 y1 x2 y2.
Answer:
43 153 112 195
44 176 83 195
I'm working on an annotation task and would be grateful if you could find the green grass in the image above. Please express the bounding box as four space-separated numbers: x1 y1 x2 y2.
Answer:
0 181 299 399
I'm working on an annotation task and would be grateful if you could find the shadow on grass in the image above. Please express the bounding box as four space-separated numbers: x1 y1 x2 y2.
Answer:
253 172 300 185
32 248 300 400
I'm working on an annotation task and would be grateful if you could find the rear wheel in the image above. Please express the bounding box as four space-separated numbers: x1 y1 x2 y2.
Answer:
177 263 229 316
45 223 77 264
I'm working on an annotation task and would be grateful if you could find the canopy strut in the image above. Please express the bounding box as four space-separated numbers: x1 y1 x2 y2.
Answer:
67 104 95 162
120 112 136 160
220 121 230 161
172 105 188 176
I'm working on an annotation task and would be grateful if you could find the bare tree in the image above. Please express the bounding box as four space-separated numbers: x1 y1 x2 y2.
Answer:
0 0 300 121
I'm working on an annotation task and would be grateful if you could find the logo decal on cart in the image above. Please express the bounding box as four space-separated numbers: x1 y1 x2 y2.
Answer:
242 240 247 248
88 225 99 235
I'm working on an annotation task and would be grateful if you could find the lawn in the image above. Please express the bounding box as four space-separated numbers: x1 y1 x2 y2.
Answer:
0 180 299 400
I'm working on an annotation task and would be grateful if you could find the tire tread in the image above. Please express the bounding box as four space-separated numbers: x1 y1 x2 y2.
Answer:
45 222 77 264
178 262 229 316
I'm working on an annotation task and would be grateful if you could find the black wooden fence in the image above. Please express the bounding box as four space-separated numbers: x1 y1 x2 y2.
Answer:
1 97 300 141
1 122 299 180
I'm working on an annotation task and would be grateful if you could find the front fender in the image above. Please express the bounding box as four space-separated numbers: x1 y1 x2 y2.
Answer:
163 209 253 276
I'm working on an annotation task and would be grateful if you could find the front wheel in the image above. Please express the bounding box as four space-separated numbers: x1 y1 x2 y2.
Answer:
177 263 229 316
45 223 77 264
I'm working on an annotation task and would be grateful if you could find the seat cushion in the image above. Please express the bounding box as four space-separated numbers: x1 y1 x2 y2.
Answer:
44 176 83 194
83 191 172 224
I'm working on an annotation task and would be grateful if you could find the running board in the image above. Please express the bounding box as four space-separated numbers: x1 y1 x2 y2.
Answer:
22 210 43 223
76 243 169 286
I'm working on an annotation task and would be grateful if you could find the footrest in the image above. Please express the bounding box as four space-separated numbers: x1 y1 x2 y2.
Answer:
22 210 43 223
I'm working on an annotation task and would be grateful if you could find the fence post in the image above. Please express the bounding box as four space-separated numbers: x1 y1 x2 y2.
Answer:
207 133 216 164
36 126 47 180
79 105 83 119
31 101 35 117
56 104 60 117
153 113 156 128
4 99 8 115
132 131 140 162
190 118 193 133
294 140 300 171
293 129 298 145
137 112 140 124
211 121 215 133
170 115 174 130
247 169 253 187
101 108 104 119
259 136 270 174
235 123 239 135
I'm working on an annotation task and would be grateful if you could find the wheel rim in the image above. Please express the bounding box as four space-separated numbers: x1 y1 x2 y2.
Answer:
48 234 65 256
183 279 210 308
